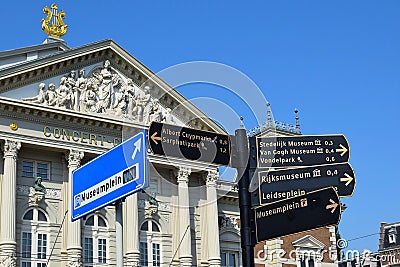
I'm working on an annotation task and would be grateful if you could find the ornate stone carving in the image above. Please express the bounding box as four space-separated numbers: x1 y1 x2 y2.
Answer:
126 260 140 267
21 60 173 125
0 252 16 267
68 256 82 267
177 167 191 184
219 215 240 231
66 150 84 168
21 83 46 104
18 185 62 199
28 187 45 207
139 200 170 212
2 140 21 159
144 201 158 219
158 202 171 211
205 169 219 186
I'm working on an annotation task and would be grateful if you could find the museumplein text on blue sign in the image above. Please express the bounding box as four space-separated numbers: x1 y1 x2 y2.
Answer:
71 130 148 221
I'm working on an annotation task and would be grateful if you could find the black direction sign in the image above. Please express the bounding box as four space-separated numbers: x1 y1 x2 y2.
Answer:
253 163 356 205
254 187 341 242
256 135 350 168
148 121 230 165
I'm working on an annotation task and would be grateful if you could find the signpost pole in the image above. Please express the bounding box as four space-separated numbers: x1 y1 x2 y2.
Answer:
116 200 123 267
235 127 255 267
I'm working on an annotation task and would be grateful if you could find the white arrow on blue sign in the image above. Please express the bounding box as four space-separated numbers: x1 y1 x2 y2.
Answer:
72 130 148 221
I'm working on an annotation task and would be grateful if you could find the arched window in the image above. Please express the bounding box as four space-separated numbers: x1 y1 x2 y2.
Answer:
20 208 49 267
82 214 109 266
139 220 161 267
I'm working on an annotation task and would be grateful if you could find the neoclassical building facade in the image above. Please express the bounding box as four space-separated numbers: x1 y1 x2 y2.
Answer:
0 37 242 267
0 35 341 267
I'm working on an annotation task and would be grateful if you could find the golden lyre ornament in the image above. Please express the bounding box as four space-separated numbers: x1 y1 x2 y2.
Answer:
41 4 67 38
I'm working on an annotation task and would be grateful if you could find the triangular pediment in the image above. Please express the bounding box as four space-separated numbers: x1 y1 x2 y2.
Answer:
292 235 325 250
0 39 225 133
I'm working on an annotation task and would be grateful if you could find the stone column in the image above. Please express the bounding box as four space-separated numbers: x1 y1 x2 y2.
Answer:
124 193 140 266
66 150 84 267
206 169 221 267
0 140 20 266
177 167 192 266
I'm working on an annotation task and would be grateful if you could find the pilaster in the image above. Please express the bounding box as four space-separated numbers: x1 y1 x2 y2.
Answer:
0 139 20 265
66 149 84 267
206 169 221 267
124 193 140 266
177 166 192 266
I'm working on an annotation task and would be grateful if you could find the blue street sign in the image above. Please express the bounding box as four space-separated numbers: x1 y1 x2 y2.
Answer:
72 130 148 221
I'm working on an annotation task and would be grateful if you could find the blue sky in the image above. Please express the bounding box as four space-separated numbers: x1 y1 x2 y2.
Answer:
1 0 399 255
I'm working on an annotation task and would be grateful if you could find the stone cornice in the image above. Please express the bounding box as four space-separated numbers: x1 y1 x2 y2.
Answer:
0 97 125 134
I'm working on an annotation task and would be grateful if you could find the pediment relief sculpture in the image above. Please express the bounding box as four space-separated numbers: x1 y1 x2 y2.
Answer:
21 60 175 125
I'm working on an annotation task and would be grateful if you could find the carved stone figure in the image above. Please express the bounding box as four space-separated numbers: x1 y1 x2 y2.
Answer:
148 99 164 123
125 78 136 116
84 82 98 112
114 86 130 116
22 83 47 104
133 85 151 121
29 187 44 207
219 215 239 231
46 83 57 106
94 60 120 113
76 69 87 112
164 108 174 123
57 77 71 108
66 70 78 110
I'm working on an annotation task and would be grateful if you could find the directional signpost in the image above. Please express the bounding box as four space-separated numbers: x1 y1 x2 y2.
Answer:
148 121 230 165
245 133 355 252
253 163 356 205
254 187 341 242
72 130 148 221
256 135 349 168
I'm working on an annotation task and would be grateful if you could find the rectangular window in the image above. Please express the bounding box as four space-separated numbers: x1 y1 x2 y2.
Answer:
22 232 32 258
22 161 49 180
22 161 34 177
221 252 238 267
22 263 32 267
83 237 93 263
221 253 227 266
36 263 46 267
140 242 148 266
98 238 107 263
149 178 159 194
37 233 47 259
228 253 236 267
36 163 49 180
300 259 315 267
152 243 161 266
